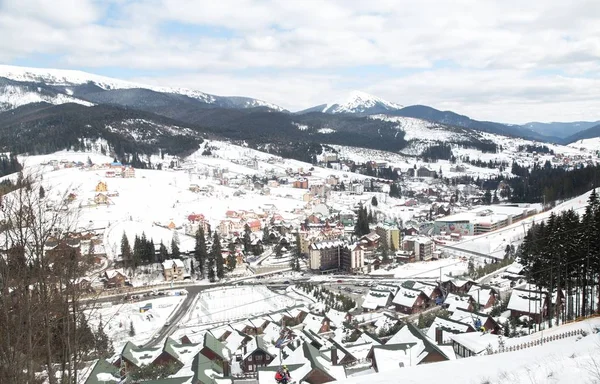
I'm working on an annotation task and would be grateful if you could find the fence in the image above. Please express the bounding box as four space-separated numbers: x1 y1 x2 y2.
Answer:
492 329 586 354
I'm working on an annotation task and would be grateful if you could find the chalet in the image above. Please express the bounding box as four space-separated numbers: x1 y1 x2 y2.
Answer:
191 351 231 384
392 287 430 315
411 281 444 304
152 337 202 368
84 359 120 384
362 284 399 312
117 342 162 371
468 285 499 309
104 269 128 288
372 323 452 370
94 193 109 205
123 166 135 178
162 259 185 281
200 332 231 376
95 181 108 192
443 293 475 312
301 313 332 335
44 238 82 262
241 336 275 373
450 308 500 334
246 219 262 232
450 332 502 358
507 288 549 323
441 278 475 295
416 167 437 178
426 317 475 345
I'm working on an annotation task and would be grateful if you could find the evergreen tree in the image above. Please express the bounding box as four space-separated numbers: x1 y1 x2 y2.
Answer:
211 233 224 279
262 224 270 244
226 253 237 270
493 190 499 204
354 204 370 236
171 238 181 259
295 233 302 256
243 224 252 253
121 232 133 269
483 189 492 205
88 240 95 256
190 259 195 275
95 320 114 359
129 321 135 337
39 186 45 199
159 241 168 262
371 196 378 207
133 235 142 268
194 228 208 278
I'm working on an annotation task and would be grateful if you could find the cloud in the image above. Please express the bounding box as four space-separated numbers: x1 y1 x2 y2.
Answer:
2 0 600 122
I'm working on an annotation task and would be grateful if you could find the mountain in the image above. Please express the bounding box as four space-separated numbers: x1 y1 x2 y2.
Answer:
389 105 556 142
523 121 600 139
563 122 600 144
0 77 93 112
0 102 205 157
300 92 556 142
0 64 285 112
298 90 403 115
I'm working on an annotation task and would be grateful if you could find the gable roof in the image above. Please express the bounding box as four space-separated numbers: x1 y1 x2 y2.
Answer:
386 323 451 363
163 337 202 366
392 287 427 308
507 289 547 314
120 341 162 368
84 359 120 384
191 351 229 384
426 317 474 344
204 332 231 360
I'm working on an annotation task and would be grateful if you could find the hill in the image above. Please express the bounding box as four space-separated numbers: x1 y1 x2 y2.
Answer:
564 122 600 143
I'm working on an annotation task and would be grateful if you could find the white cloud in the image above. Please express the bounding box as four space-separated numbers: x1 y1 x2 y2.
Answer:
1 0 600 122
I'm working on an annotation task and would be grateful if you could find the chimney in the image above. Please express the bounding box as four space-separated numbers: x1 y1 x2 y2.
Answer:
331 347 338 365
435 327 443 345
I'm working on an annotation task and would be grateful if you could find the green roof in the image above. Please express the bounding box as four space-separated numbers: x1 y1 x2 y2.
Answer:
405 323 450 360
192 351 225 384
141 377 193 384
204 332 230 360
84 359 120 384
302 342 335 381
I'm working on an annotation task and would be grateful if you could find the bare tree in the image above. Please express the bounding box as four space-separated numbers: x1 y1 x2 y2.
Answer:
0 172 96 384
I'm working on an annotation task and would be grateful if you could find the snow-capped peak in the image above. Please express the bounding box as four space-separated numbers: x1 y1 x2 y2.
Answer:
0 64 285 111
323 90 403 115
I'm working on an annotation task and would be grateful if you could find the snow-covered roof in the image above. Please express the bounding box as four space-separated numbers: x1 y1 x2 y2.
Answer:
426 317 473 344
449 332 500 355
302 313 327 334
450 308 491 329
362 290 393 310
162 258 185 269
392 287 425 308
444 293 472 312
468 285 496 306
507 289 546 314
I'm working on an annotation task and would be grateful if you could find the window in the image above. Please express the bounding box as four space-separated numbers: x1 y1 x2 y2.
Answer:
256 355 263 361
249 365 253 371
266 355 270 361
248 356 252 361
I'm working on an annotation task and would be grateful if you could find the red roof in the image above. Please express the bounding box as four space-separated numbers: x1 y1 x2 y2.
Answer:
187 213 205 222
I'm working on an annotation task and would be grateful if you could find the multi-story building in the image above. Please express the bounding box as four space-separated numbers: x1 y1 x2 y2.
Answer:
309 240 364 273
375 223 400 251
403 236 434 261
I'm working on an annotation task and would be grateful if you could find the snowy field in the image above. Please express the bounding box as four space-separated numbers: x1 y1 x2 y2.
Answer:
86 293 185 351
369 257 468 280
445 189 595 258
179 286 301 327
345 318 600 384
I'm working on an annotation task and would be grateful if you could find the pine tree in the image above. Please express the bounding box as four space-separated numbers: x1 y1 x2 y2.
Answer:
129 321 135 337
159 241 168 262
226 253 237 270
493 190 499 204
243 224 252 253
88 240 95 256
483 189 492 205
133 235 142 268
95 320 114 358
262 224 270 244
190 259 195 275
211 233 224 279
171 238 181 259
295 233 302 256
121 232 133 269
194 228 207 278
39 186 45 199
371 196 378 207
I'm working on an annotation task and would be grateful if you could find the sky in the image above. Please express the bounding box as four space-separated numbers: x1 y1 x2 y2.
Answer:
2 0 600 124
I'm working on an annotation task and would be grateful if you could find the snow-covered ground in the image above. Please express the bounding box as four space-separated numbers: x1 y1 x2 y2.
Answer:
344 318 600 384
568 137 600 152
177 286 301 327
370 257 468 280
86 293 185 351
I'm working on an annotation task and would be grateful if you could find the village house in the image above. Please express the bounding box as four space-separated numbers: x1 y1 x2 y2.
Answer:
450 308 501 334
95 181 108 192
200 332 232 376
416 166 437 178
162 259 186 281
507 288 549 323
104 269 128 288
468 284 499 309
241 336 275 373
392 287 431 314
94 193 109 205
426 317 476 345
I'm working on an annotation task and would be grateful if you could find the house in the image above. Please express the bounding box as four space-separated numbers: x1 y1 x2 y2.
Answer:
246 219 262 232
241 336 275 373
117 341 163 371
362 285 399 312
191 350 231 384
301 313 332 335
416 167 437 178
293 179 309 189
84 359 120 384
411 281 444 304
94 193 109 205
507 289 549 323
371 323 452 370
450 308 500 334
441 278 475 295
123 166 135 178
449 332 502 358
95 181 108 192
392 287 431 315
44 238 82 262
426 317 475 345
200 332 231 376
104 269 128 288
162 259 185 281
443 293 475 312
468 285 499 309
